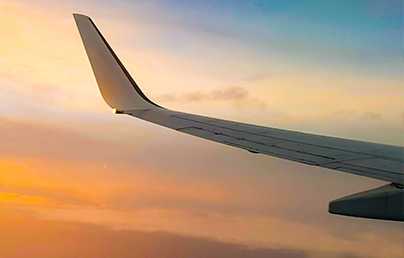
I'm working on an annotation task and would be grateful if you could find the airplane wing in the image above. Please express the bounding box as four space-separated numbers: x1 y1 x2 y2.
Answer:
73 14 404 221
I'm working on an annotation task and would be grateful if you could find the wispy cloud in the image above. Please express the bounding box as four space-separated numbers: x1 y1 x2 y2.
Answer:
0 209 383 258
361 112 382 121
0 211 308 258
157 86 270 112
159 86 249 102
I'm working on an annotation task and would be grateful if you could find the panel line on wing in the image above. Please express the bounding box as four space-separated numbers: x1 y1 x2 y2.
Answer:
178 125 336 163
171 114 399 161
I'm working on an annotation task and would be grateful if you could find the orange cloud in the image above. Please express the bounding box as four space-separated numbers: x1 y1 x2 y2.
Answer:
0 210 313 258
0 118 403 258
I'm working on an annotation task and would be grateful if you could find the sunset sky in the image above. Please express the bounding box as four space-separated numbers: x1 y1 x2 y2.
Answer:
0 1 403 258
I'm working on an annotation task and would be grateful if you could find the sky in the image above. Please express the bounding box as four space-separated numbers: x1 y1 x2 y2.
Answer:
0 0 403 258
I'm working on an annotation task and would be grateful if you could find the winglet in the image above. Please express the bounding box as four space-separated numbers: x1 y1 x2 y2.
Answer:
73 14 162 111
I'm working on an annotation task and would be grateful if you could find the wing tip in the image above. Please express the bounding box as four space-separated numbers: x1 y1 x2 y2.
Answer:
73 12 163 111
73 13 90 19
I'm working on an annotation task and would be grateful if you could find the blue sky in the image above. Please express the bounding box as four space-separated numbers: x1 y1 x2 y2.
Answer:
116 0 403 75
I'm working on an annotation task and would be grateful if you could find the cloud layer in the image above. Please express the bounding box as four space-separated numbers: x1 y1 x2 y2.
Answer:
1 118 403 258
0 211 310 258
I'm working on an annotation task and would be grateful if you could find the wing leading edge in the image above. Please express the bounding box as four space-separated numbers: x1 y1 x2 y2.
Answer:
74 14 404 221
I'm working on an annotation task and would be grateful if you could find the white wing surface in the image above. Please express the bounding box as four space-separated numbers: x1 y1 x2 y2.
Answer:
74 14 404 221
